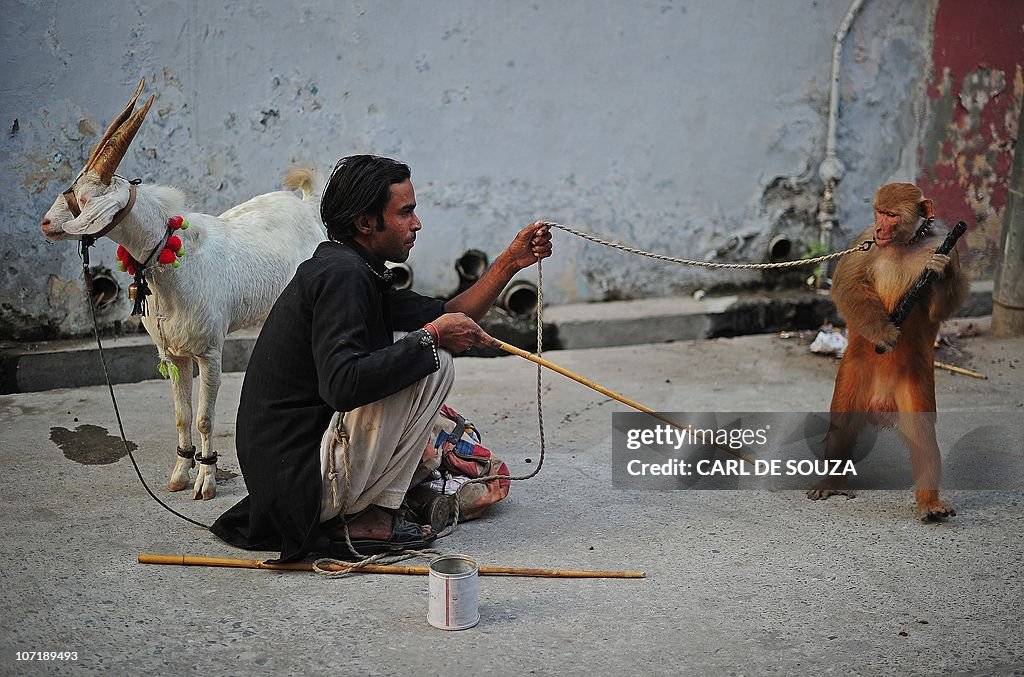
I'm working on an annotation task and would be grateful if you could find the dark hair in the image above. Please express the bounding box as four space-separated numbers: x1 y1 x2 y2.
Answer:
320 155 411 241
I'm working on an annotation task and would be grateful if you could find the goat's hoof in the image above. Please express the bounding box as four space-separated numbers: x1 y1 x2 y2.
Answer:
192 483 216 500
168 478 190 492
192 463 217 500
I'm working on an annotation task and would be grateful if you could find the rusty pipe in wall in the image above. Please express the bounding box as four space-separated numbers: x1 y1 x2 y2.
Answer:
88 268 121 311
385 262 413 290
767 234 793 263
455 249 489 284
499 280 539 319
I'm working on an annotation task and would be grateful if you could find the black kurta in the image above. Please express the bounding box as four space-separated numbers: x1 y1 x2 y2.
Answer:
211 239 445 562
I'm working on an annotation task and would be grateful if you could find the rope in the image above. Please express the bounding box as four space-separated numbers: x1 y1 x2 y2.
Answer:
431 256 549 539
403 221 874 542
312 413 442 575
313 259 551 574
79 240 211 530
433 217 871 535
547 222 874 269
315 221 874 574
311 549 443 577
153 295 178 382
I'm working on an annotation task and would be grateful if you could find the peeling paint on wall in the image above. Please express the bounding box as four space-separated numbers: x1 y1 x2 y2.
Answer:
917 0 1024 280
23 148 73 196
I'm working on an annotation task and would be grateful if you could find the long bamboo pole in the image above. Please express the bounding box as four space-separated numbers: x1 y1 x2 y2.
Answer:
496 341 756 464
138 553 645 579
933 360 986 379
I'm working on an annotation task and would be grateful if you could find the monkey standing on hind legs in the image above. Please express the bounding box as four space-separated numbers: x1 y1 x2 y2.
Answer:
808 183 969 521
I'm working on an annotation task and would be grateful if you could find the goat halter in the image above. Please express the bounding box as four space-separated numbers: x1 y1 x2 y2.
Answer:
63 176 141 238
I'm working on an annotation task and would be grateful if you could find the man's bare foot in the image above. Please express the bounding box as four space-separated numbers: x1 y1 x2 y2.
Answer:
344 506 432 540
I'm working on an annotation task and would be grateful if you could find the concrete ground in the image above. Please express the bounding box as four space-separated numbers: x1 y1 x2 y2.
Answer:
1 322 1022 675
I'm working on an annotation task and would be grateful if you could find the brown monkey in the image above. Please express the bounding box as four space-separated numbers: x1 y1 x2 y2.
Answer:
808 183 969 520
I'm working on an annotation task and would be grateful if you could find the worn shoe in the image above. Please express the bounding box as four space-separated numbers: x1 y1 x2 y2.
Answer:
318 508 435 559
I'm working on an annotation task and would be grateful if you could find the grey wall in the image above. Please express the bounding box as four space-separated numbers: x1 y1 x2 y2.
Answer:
1 0 935 339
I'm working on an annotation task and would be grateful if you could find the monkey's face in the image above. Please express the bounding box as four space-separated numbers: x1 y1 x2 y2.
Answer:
873 208 904 248
871 183 930 249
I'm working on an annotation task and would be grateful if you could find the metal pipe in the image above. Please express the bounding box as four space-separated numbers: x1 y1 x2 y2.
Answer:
385 262 413 290
822 0 864 180
88 268 120 311
499 280 538 319
817 0 865 285
455 249 489 283
767 234 792 262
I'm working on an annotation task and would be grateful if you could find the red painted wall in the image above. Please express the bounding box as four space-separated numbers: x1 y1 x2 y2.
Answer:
917 0 1024 278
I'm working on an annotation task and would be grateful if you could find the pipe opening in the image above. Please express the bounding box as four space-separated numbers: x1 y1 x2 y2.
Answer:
500 281 539 319
767 234 792 262
386 262 413 290
455 249 489 283
89 268 120 311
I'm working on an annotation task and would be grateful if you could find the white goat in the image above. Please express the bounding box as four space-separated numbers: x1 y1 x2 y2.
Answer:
41 79 327 499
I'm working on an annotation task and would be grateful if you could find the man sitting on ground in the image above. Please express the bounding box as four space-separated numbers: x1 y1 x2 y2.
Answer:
211 155 552 562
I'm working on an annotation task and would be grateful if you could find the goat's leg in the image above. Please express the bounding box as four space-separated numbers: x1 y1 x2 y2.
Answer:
191 349 223 500
167 354 196 492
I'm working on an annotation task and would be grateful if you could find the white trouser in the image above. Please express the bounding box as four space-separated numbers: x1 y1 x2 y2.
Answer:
319 335 454 522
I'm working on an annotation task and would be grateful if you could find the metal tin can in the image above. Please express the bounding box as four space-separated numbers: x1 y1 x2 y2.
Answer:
427 554 480 630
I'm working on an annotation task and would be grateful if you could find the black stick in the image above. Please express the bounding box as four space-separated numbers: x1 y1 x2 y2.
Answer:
875 221 967 354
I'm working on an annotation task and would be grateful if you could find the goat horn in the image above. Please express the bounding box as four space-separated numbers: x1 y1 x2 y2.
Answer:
85 78 146 172
93 94 154 186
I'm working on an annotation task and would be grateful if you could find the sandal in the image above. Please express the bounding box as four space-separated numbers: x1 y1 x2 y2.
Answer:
318 507 435 559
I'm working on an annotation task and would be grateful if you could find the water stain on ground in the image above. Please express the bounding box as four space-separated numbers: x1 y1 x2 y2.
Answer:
49 424 137 465
216 467 238 483
0 397 43 422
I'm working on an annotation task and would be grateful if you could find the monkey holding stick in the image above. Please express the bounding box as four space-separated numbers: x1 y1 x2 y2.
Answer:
809 183 969 521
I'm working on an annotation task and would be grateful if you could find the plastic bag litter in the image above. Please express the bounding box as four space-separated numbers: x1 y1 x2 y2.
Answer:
809 327 847 357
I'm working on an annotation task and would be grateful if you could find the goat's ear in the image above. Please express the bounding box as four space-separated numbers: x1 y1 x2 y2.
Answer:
62 181 132 236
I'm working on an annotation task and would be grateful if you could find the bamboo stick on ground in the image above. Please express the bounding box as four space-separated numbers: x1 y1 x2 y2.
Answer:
933 360 986 379
496 341 756 464
138 554 645 579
